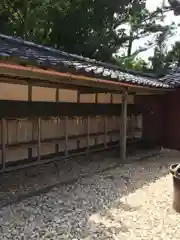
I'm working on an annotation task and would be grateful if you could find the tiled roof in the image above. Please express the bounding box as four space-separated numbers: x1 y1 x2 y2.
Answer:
0 34 172 89
160 67 180 87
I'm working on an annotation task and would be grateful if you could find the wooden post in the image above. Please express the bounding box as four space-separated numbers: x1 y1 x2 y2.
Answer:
37 117 41 161
104 115 107 148
65 116 68 157
87 116 90 152
95 93 98 104
77 91 81 103
120 91 128 161
1 119 6 170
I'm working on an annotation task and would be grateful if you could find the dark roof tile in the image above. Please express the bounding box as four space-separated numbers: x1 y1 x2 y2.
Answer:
0 34 173 89
160 67 180 87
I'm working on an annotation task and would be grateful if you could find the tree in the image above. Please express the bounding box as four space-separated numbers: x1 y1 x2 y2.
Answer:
149 26 175 74
168 0 180 15
163 41 180 68
115 55 150 72
114 0 175 71
0 0 134 61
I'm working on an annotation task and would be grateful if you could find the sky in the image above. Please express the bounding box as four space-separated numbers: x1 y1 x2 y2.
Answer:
133 0 180 61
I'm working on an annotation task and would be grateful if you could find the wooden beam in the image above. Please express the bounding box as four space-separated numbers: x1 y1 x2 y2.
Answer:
79 89 123 94
0 73 170 95
0 75 115 94
120 91 128 161
0 62 171 94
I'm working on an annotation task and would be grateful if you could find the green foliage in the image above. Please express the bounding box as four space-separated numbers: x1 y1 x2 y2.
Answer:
116 0 170 57
0 0 133 61
0 0 177 74
114 0 176 73
149 27 175 74
115 54 150 72
164 41 180 67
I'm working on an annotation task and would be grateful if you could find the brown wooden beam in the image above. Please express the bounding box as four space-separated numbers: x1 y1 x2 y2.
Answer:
0 75 104 93
0 62 171 94
0 73 170 95
79 89 123 94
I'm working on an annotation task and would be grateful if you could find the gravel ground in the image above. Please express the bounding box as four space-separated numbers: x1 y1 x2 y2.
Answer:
0 149 179 239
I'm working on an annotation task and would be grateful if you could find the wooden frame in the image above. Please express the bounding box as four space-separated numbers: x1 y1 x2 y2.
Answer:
0 61 162 172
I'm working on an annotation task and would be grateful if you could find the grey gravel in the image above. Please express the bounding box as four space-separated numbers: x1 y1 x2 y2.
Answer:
0 149 179 239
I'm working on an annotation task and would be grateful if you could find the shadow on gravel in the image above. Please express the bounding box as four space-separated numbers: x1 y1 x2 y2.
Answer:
0 148 177 239
0 148 163 208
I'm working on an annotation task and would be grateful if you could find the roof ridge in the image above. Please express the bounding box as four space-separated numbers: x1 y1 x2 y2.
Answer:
0 33 159 79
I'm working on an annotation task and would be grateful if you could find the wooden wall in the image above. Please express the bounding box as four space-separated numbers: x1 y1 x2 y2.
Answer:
160 88 180 150
0 81 134 104
0 79 144 171
135 95 164 148
0 114 143 167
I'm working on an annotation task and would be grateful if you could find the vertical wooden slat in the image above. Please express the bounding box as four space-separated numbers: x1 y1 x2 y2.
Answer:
87 116 90 151
6 120 9 145
16 120 19 143
1 119 6 170
77 91 81 103
28 85 32 101
95 93 98 104
120 91 128 161
110 94 113 104
65 116 68 157
37 117 41 161
56 88 59 102
95 94 98 147
104 115 107 148
55 116 59 153
131 114 135 139
94 116 97 145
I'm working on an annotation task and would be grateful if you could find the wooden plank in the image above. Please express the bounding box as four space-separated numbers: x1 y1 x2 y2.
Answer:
55 88 59 102
0 142 120 173
110 94 113 104
80 93 95 103
28 85 32 101
37 117 41 161
77 91 80 103
0 82 28 101
113 93 122 104
1 119 6 169
32 86 56 102
58 89 77 102
95 93 98 104
0 130 122 150
120 91 128 161
104 115 107 148
98 93 111 103
0 63 168 94
87 116 90 151
65 116 68 157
